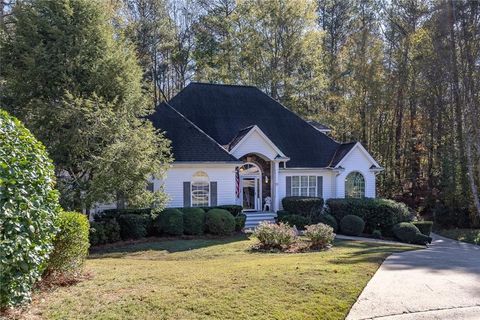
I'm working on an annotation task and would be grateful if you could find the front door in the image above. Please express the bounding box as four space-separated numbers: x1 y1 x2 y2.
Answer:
242 177 260 211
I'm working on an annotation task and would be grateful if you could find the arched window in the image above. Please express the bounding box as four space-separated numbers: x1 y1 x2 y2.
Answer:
239 163 261 176
192 171 209 207
345 172 365 198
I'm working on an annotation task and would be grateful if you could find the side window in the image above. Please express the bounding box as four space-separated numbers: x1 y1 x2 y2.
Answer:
345 172 365 198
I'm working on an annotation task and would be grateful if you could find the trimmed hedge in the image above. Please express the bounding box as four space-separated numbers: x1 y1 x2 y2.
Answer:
413 221 433 236
206 209 235 235
326 198 412 235
182 208 205 235
46 212 90 276
315 214 338 232
277 214 310 229
393 222 432 245
340 215 365 236
103 219 121 243
117 214 148 239
200 205 243 217
282 197 324 219
235 213 247 231
89 222 107 246
0 110 60 308
155 209 184 236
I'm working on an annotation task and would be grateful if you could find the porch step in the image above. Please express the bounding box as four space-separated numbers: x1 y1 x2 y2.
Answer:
244 212 277 229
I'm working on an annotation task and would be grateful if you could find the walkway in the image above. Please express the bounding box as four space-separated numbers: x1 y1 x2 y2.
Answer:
346 234 480 320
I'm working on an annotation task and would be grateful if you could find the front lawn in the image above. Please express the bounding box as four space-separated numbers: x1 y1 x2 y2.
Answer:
27 236 413 320
435 228 480 245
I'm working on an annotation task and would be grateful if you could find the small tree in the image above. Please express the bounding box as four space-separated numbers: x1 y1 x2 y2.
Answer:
0 110 60 308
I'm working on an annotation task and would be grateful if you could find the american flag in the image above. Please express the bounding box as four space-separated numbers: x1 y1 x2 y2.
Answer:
235 167 240 198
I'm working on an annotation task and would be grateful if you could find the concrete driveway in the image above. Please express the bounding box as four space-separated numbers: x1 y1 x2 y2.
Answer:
346 234 480 320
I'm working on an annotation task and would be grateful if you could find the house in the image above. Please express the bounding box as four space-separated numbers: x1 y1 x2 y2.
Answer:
148 82 383 215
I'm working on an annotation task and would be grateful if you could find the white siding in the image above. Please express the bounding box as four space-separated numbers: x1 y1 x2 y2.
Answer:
277 169 337 210
154 164 237 207
335 147 376 198
231 130 278 160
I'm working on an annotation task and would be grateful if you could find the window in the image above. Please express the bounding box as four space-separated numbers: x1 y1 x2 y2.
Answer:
345 172 365 198
191 171 210 207
291 176 317 197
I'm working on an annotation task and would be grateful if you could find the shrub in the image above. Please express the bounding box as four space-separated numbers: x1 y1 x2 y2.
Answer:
433 203 471 228
46 212 90 276
276 210 290 221
95 208 156 236
326 198 412 235
253 222 297 249
340 215 365 236
182 208 205 235
393 222 432 245
155 208 184 236
277 214 310 229
117 214 148 239
205 209 235 235
89 222 106 246
216 205 243 217
103 219 121 242
282 196 324 219
304 223 335 249
0 110 60 308
372 229 382 239
235 213 247 231
315 214 338 232
413 221 433 236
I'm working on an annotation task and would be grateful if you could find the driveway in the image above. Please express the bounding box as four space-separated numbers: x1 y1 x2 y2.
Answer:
346 234 480 320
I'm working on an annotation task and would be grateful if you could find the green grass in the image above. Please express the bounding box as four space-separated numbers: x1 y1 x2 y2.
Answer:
436 228 480 245
31 236 414 320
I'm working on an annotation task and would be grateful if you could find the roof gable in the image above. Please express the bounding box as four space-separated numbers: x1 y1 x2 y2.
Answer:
228 125 287 160
333 142 381 169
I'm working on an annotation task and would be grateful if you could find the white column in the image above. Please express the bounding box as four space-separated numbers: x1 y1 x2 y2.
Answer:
273 160 280 212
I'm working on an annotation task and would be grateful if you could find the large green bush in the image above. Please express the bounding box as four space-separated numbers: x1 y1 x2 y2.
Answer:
340 215 365 236
89 222 107 246
205 209 235 235
155 208 184 236
315 214 338 232
216 205 243 217
393 222 432 245
277 214 310 229
0 110 60 308
282 197 324 219
117 214 148 239
182 208 205 235
304 223 335 249
45 212 90 276
235 213 247 231
103 219 121 242
253 222 297 249
412 221 433 236
326 198 412 235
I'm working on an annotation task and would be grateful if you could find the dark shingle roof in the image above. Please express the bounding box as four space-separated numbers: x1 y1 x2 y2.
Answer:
307 120 331 131
149 103 240 162
227 125 255 150
329 142 356 167
165 82 343 167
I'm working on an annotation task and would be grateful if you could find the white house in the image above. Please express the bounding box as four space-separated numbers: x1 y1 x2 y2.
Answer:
147 82 383 215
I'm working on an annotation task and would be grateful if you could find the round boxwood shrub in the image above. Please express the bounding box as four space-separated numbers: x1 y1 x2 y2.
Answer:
316 214 338 232
205 209 235 235
216 205 243 217
103 219 121 243
412 221 433 236
277 214 310 229
282 196 324 219
182 208 205 235
89 222 107 246
155 208 184 236
0 110 60 308
340 215 365 236
45 212 90 276
393 222 432 245
117 214 148 239
235 213 247 231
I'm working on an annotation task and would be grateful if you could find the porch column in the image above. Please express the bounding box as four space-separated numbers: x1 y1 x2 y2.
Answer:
273 160 280 212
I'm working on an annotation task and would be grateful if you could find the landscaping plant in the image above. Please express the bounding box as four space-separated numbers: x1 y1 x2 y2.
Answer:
340 215 365 236
282 197 324 219
205 209 236 235
393 222 432 245
235 213 247 231
45 212 90 277
182 208 206 235
315 213 338 232
0 110 60 308
117 214 148 239
277 214 310 229
304 223 335 249
89 222 107 246
253 222 297 249
155 208 184 236
412 221 433 236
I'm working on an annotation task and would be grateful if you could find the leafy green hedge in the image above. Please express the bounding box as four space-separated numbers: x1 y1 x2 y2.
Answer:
46 212 90 276
89 219 121 246
206 209 235 235
393 222 432 245
182 208 206 235
340 215 365 236
326 198 412 235
155 209 184 236
315 214 338 232
413 221 433 236
200 205 243 217
0 110 60 308
235 213 247 231
277 214 310 229
117 214 148 239
281 197 324 219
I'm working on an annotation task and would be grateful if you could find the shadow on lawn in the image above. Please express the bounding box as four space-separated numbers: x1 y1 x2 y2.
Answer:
89 234 250 259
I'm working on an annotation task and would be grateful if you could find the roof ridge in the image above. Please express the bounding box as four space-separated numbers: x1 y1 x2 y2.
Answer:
159 103 239 162
188 81 256 89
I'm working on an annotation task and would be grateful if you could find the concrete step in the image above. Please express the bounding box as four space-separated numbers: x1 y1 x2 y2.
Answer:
244 212 277 229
